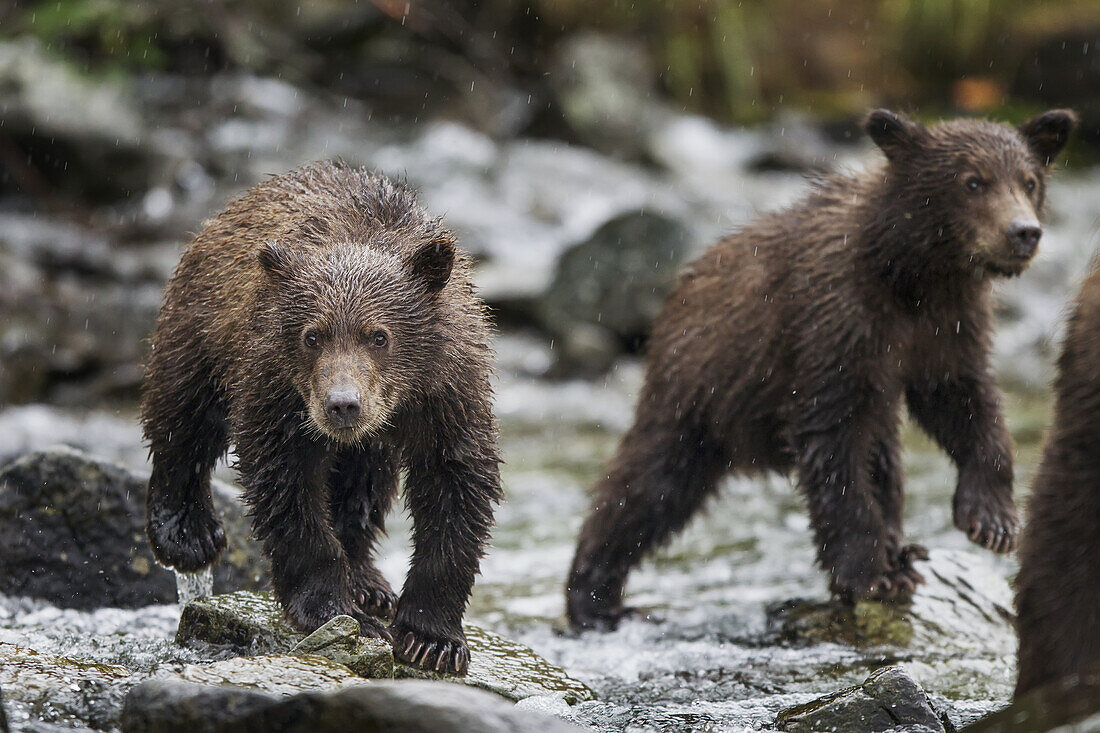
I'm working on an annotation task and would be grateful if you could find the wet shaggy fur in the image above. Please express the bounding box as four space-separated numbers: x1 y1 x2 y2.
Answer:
1015 263 1100 697
142 161 502 674
567 109 1077 630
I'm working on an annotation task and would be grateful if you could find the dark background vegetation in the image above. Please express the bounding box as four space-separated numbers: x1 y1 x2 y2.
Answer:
1 0 1098 145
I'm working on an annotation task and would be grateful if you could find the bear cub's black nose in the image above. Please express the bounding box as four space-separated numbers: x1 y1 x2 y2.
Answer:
325 390 361 427
1007 221 1042 258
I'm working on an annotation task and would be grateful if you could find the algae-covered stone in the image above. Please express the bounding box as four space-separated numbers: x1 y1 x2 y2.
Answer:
176 590 299 654
767 550 1014 657
175 654 369 695
121 679 586 733
0 642 131 730
777 666 951 733
176 590 595 703
290 615 393 679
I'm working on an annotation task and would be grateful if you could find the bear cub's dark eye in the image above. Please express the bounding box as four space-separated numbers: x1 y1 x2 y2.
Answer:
369 330 389 349
1025 178 1037 195
303 330 321 349
964 175 984 193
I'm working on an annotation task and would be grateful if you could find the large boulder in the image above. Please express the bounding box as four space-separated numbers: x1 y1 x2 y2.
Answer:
0 448 266 609
121 679 585 733
777 666 954 733
175 590 596 704
536 209 695 375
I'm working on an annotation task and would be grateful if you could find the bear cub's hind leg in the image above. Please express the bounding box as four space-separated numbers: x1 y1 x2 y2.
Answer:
869 435 927 592
330 446 400 621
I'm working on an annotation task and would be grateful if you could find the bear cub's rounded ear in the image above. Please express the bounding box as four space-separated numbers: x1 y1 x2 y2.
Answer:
257 241 296 281
408 236 456 293
863 109 928 161
1019 109 1078 166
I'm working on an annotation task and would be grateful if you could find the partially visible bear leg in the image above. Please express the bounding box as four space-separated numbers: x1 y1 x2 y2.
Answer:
142 338 229 573
330 443 400 620
566 415 728 631
796 420 912 602
236 397 391 640
869 433 926 590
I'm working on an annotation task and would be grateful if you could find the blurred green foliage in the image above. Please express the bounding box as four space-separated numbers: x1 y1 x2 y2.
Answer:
1 0 1097 124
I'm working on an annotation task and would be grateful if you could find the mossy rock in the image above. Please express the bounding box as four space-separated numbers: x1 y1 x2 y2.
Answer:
767 550 1014 657
176 591 595 704
175 654 370 695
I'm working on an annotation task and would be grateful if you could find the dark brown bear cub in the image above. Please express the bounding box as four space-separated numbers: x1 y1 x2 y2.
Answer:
142 161 502 674
567 109 1077 630
1015 263 1100 697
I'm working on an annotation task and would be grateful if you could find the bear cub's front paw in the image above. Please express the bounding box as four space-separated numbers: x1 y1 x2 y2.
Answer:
566 587 639 632
281 585 394 643
146 503 226 572
391 623 470 675
954 492 1018 553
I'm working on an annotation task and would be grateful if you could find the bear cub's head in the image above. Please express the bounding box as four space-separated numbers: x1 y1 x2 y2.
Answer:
257 218 456 444
864 108 1077 277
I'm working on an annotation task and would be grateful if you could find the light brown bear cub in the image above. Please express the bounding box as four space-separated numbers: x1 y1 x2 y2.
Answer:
142 161 502 674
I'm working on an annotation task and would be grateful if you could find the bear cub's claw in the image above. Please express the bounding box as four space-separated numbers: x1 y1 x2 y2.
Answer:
954 497 1018 554
355 613 394 642
146 505 227 572
392 626 470 675
356 585 398 621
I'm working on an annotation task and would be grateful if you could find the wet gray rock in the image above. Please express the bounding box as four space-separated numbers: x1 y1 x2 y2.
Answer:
0 447 266 609
0 683 7 733
964 671 1100 732
536 209 695 374
777 666 953 733
121 678 585 733
0 642 131 731
175 590 596 704
289 616 393 678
